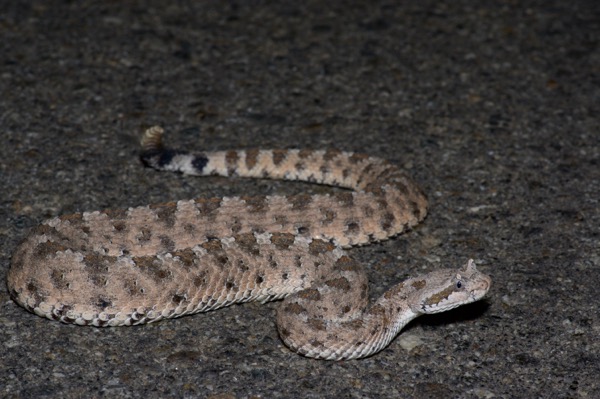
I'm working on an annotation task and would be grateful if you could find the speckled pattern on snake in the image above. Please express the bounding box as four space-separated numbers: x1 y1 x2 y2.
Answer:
7 126 491 360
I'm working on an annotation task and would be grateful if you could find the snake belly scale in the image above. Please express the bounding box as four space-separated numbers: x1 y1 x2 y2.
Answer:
7 126 491 360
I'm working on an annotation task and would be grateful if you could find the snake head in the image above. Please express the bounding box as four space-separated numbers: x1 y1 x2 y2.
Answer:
412 259 491 315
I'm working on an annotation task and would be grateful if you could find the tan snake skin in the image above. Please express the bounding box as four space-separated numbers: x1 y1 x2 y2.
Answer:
7 126 491 360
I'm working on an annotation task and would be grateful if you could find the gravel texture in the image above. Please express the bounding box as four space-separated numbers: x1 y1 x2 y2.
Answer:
0 1 598 398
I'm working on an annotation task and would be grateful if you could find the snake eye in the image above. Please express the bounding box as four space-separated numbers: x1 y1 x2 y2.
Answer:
456 281 462 289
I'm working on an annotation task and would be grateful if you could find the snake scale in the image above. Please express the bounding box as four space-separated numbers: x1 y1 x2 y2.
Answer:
7 126 491 360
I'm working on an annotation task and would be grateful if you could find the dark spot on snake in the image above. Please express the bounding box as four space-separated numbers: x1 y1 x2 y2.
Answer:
343 319 363 331
192 154 209 172
216 255 229 266
242 196 268 213
238 259 249 271
297 288 321 301
201 238 223 252
31 224 57 236
357 162 375 182
225 151 239 174
411 280 426 290
133 256 170 281
376 198 389 210
298 149 313 159
101 208 128 220
230 217 242 233
278 327 291 339
325 277 351 292
281 272 288 280
184 223 196 234
369 326 380 336
194 198 222 216
410 200 423 220
268 254 278 268
25 282 40 297
274 214 289 227
349 152 369 164
122 278 142 297
289 194 313 210
369 304 386 318
34 241 68 259
22 281 46 311
113 220 127 233
154 148 183 167
384 282 405 299
256 274 264 284
423 286 455 307
271 149 287 166
172 294 186 304
50 270 69 290
380 212 395 231
96 298 112 309
373 167 397 183
83 253 108 271
283 303 306 315
150 203 178 228
346 221 360 233
307 318 326 331
323 149 342 162
308 239 335 255
321 209 335 224
361 206 375 218
245 149 259 170
235 233 260 256
270 232 295 250
138 228 153 243
393 180 409 195
159 235 176 253
333 255 360 272
193 272 208 287
309 339 325 349
172 248 196 268
297 225 309 235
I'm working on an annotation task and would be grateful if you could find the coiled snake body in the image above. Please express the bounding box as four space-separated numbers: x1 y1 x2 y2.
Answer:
7 127 490 360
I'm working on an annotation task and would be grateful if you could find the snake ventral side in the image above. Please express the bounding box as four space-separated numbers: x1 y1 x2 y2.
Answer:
7 126 491 360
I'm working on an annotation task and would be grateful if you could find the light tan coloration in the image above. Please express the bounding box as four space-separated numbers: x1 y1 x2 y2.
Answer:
7 126 491 360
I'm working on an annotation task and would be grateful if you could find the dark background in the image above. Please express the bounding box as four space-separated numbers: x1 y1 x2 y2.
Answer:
1 1 598 398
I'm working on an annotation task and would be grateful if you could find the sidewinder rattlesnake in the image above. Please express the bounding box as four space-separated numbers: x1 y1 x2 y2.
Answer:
7 126 491 360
